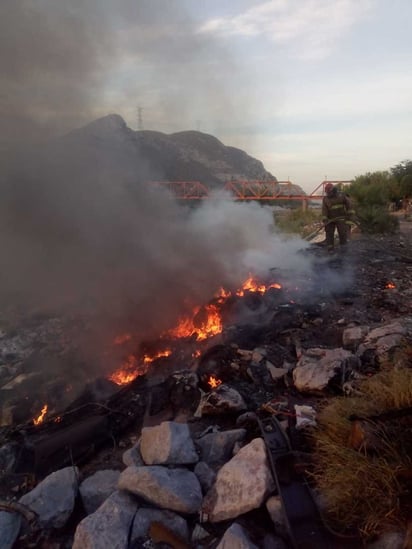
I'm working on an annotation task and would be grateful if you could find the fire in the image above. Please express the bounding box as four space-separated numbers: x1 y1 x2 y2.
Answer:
109 274 282 386
109 349 172 386
208 375 222 389
166 303 222 341
236 275 282 296
385 281 396 289
109 355 140 385
215 286 231 303
142 349 172 364
33 404 48 425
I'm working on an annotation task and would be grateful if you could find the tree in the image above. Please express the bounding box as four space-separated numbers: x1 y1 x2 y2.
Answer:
347 171 395 206
347 171 399 233
400 174 412 198
390 160 412 183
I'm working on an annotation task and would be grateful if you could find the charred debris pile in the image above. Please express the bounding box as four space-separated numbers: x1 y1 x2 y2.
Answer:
0 232 412 548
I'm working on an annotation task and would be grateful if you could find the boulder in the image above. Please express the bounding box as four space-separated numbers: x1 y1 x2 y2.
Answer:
357 319 409 365
195 428 246 465
79 470 120 515
118 465 202 514
216 522 259 548
194 461 217 493
72 490 138 549
342 325 370 351
293 348 356 393
140 421 198 465
19 466 78 529
202 438 275 522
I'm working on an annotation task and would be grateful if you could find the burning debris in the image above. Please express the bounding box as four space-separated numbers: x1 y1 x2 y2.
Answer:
0 232 412 547
108 274 285 387
33 404 48 426
207 375 222 389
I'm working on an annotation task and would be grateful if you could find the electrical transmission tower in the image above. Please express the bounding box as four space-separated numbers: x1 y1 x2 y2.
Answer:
137 106 144 130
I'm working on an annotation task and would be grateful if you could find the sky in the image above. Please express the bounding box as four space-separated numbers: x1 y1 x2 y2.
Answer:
2 0 412 192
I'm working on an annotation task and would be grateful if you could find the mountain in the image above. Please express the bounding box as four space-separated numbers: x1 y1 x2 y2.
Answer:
277 182 307 197
59 114 277 186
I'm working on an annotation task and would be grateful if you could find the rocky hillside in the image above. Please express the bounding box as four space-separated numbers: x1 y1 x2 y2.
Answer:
61 114 276 186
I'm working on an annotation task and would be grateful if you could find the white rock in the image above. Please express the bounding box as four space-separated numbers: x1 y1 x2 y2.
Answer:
216 522 259 548
266 363 288 381
342 325 370 350
202 438 275 522
294 405 317 430
140 421 198 465
293 348 354 393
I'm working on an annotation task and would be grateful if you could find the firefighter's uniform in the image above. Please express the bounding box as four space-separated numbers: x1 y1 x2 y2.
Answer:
322 187 354 251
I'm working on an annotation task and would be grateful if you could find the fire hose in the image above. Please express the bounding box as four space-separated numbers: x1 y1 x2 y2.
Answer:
304 219 360 242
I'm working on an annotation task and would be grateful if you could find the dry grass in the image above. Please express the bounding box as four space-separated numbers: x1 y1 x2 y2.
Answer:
311 367 412 539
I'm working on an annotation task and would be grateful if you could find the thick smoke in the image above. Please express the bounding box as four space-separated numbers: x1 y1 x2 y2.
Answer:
0 1 250 139
0 115 311 340
0 1 117 144
0 1 314 375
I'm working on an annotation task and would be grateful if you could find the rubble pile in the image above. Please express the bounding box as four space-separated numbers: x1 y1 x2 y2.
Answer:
0 231 412 548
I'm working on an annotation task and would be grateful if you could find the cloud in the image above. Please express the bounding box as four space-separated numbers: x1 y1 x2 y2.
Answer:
199 0 373 60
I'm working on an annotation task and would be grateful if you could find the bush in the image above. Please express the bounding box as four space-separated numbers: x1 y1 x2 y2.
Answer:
311 367 412 539
356 205 399 234
348 172 395 206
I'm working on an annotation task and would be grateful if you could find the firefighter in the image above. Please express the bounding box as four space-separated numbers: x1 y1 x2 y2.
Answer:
322 183 354 252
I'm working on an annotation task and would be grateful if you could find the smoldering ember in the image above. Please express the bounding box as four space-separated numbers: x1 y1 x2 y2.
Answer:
0 120 412 549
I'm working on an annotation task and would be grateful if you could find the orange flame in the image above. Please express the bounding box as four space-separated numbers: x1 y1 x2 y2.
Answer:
215 286 232 303
385 281 396 289
33 404 48 425
109 349 172 386
208 375 222 389
166 303 222 341
109 275 282 385
109 355 140 385
236 275 282 296
142 349 172 364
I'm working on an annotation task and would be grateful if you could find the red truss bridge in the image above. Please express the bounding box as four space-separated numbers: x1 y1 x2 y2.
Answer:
149 180 352 204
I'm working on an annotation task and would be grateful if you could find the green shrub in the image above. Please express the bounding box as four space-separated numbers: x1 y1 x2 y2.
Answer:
356 205 399 234
348 172 395 206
